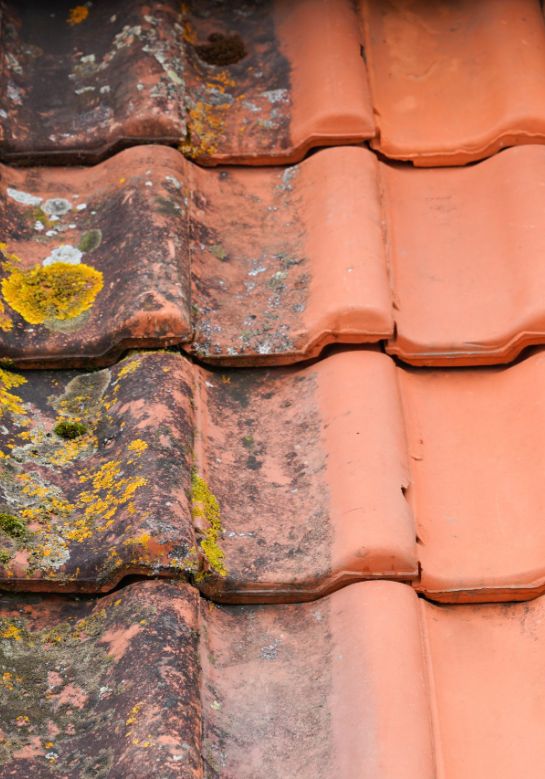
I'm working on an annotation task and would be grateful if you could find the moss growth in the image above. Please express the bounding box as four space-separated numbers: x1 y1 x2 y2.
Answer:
0 549 11 565
54 420 88 440
191 472 227 578
2 262 103 325
0 513 27 539
78 229 102 253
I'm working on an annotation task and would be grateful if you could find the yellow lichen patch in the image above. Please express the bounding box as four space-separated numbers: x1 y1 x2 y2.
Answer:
191 473 227 578
0 369 27 418
116 359 141 381
67 5 89 25
0 300 13 332
1 623 22 641
2 262 103 325
128 439 148 455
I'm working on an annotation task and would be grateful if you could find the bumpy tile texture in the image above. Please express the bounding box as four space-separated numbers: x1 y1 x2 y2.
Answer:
0 580 201 779
0 0 373 165
0 146 190 367
0 351 196 592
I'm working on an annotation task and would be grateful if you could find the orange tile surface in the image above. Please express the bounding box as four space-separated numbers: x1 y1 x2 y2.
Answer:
384 145 545 366
201 581 435 779
361 0 545 165
400 350 545 602
195 349 416 601
189 146 392 364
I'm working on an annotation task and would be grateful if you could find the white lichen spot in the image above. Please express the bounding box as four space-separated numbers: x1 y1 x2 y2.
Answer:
99 85 111 94
80 54 96 64
42 245 83 267
75 203 88 211
6 188 42 207
75 86 96 95
43 198 72 217
34 221 45 232
263 89 289 104
248 265 266 277
165 175 181 190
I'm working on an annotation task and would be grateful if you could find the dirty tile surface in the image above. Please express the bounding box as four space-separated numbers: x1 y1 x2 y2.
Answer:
0 351 196 592
189 146 392 365
201 581 435 779
0 146 190 367
0 0 373 166
0 580 201 778
195 349 416 602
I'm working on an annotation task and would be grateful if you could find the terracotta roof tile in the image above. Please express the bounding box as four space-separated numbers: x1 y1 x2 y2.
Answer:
384 145 545 366
0 0 373 166
9 143 545 369
0 580 201 778
0 146 190 368
0 348 417 597
361 0 545 166
400 349 545 602
0 351 196 592
195 349 416 601
189 145 392 364
201 581 435 779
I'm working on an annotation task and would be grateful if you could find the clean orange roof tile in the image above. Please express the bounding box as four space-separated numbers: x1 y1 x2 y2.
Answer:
0 0 373 166
400 349 545 602
0 580 202 778
384 145 545 366
0 351 197 592
361 0 545 165
0 146 190 368
195 349 416 601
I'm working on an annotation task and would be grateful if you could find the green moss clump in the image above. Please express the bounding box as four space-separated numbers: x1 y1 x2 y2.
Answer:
54 420 88 440
0 513 27 539
191 472 227 578
0 548 11 564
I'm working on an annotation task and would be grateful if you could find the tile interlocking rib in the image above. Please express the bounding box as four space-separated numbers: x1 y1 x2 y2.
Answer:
6 144 545 368
3 579 543 777
0 580 201 778
4 346 545 603
3 0 545 168
0 0 373 166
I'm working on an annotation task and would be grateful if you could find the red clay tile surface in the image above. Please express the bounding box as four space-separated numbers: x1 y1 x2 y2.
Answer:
384 145 545 366
0 351 196 592
0 146 190 368
400 349 545 602
0 0 373 166
0 580 201 778
201 581 435 779
189 146 392 365
361 0 545 166
195 349 416 601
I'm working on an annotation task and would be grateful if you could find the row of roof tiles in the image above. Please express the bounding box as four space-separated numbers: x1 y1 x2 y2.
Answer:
5 143 545 368
1 578 544 778
2 0 545 166
2 347 545 603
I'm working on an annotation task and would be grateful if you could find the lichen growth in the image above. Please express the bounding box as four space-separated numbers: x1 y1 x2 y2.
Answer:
191 472 227 578
2 262 103 325
67 5 89 25
0 369 27 418
0 513 27 539
53 420 88 440
78 229 102 253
